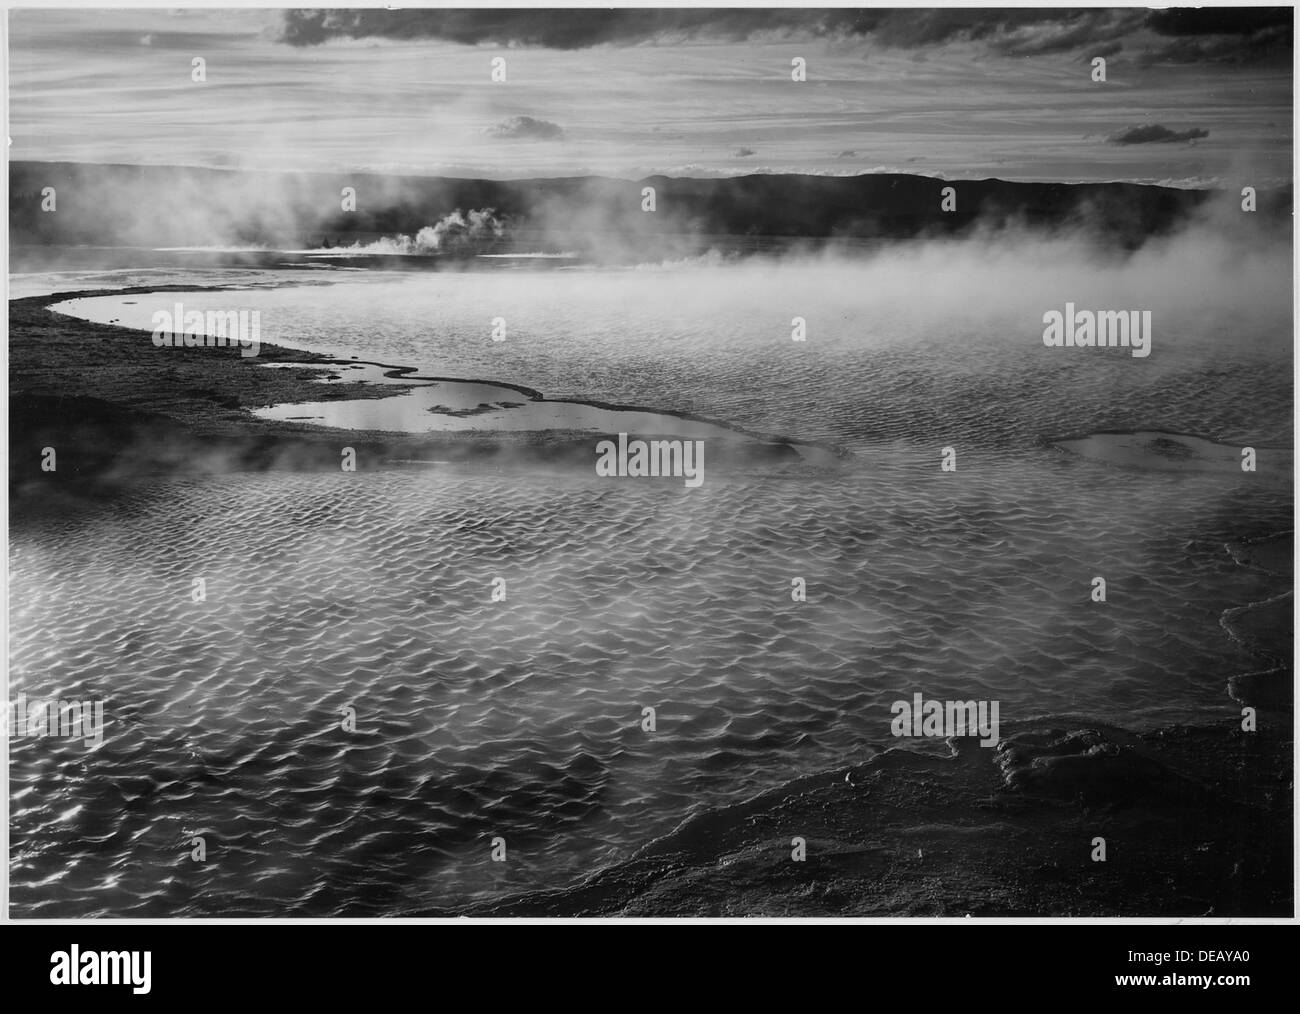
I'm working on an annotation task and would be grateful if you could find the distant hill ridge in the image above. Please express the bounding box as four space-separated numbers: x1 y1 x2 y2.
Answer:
10 160 1292 256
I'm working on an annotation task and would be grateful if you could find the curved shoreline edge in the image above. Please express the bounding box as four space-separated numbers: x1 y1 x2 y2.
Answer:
47 286 829 443
11 284 848 492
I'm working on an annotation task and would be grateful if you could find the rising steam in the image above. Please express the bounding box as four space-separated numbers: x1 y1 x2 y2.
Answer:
325 209 508 256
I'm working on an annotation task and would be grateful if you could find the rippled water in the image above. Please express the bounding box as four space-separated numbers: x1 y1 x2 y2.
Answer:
13 252 1294 915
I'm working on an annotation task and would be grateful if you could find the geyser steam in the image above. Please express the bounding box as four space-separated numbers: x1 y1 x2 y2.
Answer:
336 208 507 256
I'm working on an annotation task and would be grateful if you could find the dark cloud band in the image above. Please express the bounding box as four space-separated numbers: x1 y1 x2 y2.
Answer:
277 7 1291 64
278 9 885 49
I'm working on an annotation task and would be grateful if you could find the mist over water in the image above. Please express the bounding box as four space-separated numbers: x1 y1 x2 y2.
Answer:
13 222 1293 915
54 218 1294 449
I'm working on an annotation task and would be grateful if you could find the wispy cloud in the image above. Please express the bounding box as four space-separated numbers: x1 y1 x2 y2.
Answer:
485 115 564 141
1110 125 1210 146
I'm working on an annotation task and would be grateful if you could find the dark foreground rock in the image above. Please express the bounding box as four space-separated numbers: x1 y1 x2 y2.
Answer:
446 717 1290 917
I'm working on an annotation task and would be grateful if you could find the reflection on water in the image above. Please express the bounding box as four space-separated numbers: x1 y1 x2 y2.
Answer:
252 361 754 438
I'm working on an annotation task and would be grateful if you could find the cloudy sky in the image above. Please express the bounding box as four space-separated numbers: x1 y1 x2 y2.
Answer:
6 6 1293 185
